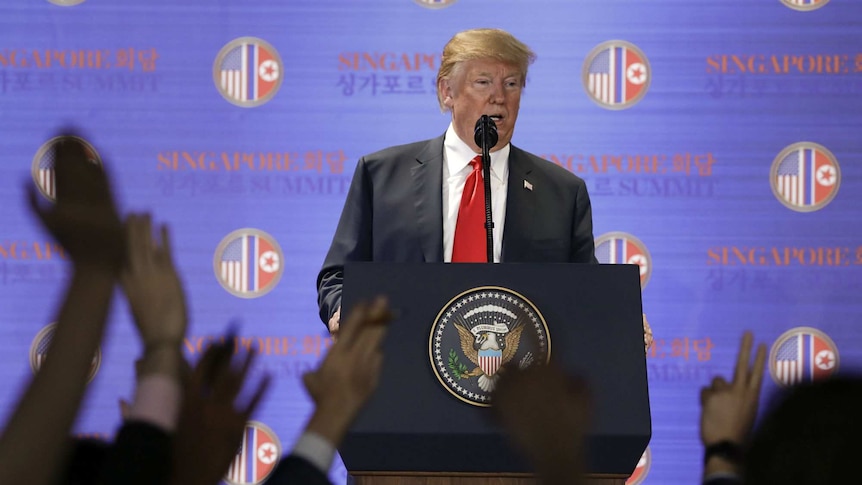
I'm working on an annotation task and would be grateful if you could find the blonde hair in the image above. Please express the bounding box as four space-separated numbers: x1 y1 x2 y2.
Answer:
436 28 537 111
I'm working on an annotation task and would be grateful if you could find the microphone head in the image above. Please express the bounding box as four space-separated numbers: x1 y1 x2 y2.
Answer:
473 115 499 150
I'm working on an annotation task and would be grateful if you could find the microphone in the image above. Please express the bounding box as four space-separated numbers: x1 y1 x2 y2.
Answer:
473 115 499 150
473 115 497 263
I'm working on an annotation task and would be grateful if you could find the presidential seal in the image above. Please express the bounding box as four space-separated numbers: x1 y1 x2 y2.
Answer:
429 287 551 407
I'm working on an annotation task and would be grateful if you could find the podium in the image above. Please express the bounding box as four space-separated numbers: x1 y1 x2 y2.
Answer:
340 262 650 485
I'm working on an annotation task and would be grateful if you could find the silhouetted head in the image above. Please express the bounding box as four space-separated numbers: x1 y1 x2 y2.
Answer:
745 376 862 485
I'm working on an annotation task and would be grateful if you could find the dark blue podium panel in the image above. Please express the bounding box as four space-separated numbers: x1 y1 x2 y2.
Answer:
341 262 650 474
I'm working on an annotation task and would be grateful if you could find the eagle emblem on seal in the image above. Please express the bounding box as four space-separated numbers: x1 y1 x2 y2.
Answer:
430 287 551 406
455 314 525 392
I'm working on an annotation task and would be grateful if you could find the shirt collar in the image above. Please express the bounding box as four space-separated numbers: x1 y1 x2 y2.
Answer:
443 122 509 182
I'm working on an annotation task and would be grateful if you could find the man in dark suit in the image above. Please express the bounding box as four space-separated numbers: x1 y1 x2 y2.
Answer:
318 28 598 334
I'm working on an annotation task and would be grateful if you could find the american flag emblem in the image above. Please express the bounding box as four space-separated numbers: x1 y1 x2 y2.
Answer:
595 232 652 288
224 421 281 485
31 136 102 201
214 37 283 107
477 348 503 377
781 0 829 11
29 323 101 382
771 142 840 213
214 229 284 298
413 0 458 8
770 327 838 388
625 446 651 485
583 41 650 110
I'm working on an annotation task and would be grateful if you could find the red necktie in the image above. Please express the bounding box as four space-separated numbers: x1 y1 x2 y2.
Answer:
452 155 486 262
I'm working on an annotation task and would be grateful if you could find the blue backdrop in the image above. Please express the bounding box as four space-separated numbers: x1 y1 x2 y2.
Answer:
1 1 861 483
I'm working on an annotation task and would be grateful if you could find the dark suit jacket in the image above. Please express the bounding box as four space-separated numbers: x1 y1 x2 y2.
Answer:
63 437 109 485
317 135 598 323
267 455 332 485
95 421 172 485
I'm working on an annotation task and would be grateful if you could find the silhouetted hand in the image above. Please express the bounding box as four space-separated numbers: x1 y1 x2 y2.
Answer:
492 362 590 485
303 297 392 446
700 331 767 446
121 214 187 350
0 131 120 485
27 135 123 270
327 306 341 339
170 341 270 485
643 313 654 353
700 331 767 479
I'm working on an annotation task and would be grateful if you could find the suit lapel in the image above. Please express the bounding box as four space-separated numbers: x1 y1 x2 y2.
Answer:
502 145 535 261
411 136 445 262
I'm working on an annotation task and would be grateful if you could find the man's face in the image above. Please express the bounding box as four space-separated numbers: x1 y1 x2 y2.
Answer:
440 58 523 153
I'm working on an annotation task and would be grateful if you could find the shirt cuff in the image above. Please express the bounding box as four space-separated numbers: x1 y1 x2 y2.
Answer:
127 374 182 432
291 431 336 475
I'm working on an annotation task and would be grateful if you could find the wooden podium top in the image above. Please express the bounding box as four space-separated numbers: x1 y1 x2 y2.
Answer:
348 471 628 485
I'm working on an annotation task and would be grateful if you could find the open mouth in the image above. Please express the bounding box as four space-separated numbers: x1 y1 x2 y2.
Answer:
488 114 504 123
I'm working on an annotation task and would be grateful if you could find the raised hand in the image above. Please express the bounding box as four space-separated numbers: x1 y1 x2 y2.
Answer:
700 331 767 479
27 135 123 270
700 331 767 447
303 297 393 446
0 131 120 485
327 306 341 339
492 363 590 485
120 214 187 350
643 313 654 353
170 340 270 485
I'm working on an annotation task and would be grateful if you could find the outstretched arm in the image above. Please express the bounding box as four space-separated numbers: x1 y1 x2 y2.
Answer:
121 213 188 383
303 297 392 446
168 339 270 485
700 331 767 483
0 135 124 485
268 297 393 485
95 214 189 485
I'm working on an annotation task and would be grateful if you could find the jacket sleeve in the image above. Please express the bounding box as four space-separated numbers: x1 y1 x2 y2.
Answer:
570 178 599 264
316 157 374 325
95 421 172 485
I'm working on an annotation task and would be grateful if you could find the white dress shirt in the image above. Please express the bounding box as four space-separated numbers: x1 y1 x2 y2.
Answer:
126 374 181 432
291 431 335 475
442 123 509 263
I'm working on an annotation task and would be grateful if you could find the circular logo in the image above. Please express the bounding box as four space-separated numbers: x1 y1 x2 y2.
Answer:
780 0 829 11
213 229 284 298
769 327 839 388
47 0 85 5
224 421 282 485
595 232 652 288
213 37 284 108
626 446 651 485
413 0 458 8
30 323 101 382
583 41 651 110
31 136 102 201
429 287 551 407
770 142 840 212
